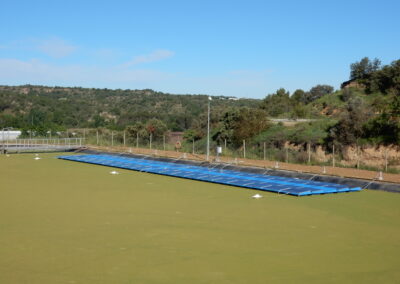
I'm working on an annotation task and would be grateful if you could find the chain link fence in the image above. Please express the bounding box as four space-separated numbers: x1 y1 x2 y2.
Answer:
69 128 399 174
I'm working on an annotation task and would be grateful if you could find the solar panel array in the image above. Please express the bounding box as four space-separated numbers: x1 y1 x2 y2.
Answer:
58 154 362 196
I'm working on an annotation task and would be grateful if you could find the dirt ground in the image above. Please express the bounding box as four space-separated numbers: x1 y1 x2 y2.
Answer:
86 145 400 184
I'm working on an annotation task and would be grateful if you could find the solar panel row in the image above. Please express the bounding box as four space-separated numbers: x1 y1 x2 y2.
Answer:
58 154 362 196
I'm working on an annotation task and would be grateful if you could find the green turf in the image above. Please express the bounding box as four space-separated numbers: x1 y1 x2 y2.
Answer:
1 153 400 284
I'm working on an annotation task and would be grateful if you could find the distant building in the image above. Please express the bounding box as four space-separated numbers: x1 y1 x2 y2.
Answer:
168 132 183 144
341 79 364 89
0 130 21 141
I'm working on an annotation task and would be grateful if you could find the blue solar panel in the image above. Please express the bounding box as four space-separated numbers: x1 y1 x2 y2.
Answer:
58 154 362 196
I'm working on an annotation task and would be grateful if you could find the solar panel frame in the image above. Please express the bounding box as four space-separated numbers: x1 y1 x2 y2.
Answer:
58 154 362 196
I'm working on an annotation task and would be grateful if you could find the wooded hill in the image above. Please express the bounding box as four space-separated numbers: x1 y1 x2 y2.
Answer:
0 57 399 147
189 58 400 148
0 85 259 132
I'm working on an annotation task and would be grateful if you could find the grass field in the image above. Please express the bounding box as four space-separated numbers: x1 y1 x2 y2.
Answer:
1 153 400 284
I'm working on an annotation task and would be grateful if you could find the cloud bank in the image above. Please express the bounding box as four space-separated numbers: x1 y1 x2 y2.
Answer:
0 58 173 88
124 49 174 66
36 38 77 58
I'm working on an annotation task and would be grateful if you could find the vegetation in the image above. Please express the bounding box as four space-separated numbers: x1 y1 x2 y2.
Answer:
125 118 168 142
0 57 399 149
0 86 258 135
211 108 270 146
254 58 400 147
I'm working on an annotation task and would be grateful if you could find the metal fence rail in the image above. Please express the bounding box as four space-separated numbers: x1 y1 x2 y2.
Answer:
1 138 84 153
79 129 399 174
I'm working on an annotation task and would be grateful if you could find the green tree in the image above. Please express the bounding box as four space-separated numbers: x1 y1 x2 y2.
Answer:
307 85 334 103
291 89 307 104
145 118 168 140
350 57 381 80
214 108 270 146
372 59 400 93
91 114 106 128
291 104 309 119
328 97 371 145
183 129 202 141
363 94 400 144
260 88 292 117
125 122 147 139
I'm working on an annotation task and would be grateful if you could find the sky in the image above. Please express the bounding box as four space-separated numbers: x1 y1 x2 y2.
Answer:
0 0 399 98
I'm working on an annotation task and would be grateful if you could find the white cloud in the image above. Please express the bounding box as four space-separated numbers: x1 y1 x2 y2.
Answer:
123 49 174 66
0 37 77 58
173 69 272 97
0 58 273 98
36 38 77 58
0 58 173 88
93 48 119 59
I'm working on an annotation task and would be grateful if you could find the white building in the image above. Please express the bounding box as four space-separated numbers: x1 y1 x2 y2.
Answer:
0 130 22 141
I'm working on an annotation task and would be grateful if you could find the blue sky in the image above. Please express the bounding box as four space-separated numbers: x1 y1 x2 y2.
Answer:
1 0 399 98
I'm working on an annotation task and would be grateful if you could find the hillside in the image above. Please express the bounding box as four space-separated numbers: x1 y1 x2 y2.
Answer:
0 58 398 149
0 85 259 133
253 58 400 147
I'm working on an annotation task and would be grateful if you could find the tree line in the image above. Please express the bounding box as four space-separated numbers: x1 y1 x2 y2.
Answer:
0 57 399 148
0 86 258 136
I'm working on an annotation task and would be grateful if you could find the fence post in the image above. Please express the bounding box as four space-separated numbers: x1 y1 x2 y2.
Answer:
149 133 152 149
263 142 266 160
96 130 99 145
111 131 114 146
332 144 335 167
224 139 227 153
243 140 246 159
356 145 360 169
136 133 139 148
286 147 289 163
192 139 195 154
123 131 126 147
308 143 311 164
163 135 166 151
385 149 388 172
